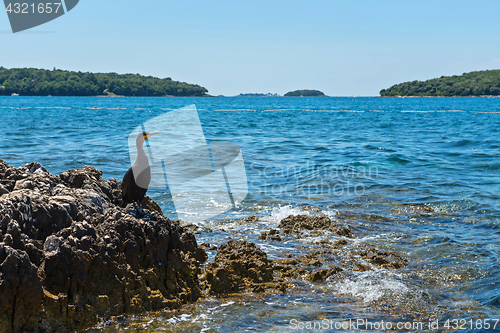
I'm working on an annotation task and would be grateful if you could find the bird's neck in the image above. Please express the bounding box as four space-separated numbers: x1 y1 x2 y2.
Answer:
134 143 149 168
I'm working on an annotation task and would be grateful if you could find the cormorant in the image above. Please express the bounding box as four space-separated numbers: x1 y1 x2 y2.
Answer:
122 131 158 207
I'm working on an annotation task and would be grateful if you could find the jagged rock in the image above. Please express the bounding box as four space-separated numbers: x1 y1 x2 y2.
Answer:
236 215 259 225
202 240 275 294
179 222 212 235
199 243 217 251
278 214 354 238
259 229 282 241
0 184 8 196
356 245 408 269
307 267 343 282
0 159 206 333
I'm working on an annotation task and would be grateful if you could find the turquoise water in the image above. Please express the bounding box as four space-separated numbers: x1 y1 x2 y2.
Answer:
1 96 499 332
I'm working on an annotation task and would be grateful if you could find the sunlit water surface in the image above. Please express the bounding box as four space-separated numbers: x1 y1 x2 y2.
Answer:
1 96 499 332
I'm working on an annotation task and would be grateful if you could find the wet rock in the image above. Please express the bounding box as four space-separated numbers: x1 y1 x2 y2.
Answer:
314 239 349 248
394 204 435 216
335 225 353 237
179 222 212 235
408 204 434 212
273 253 334 280
142 196 164 217
271 238 407 282
199 243 217 251
203 240 275 294
357 246 408 269
259 229 282 241
0 159 205 333
336 211 391 222
333 239 349 246
307 267 343 282
298 205 322 212
279 214 354 238
237 215 259 225
207 212 409 297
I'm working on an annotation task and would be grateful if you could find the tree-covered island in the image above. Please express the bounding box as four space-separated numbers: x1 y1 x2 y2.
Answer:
0 67 208 96
284 89 325 97
380 70 500 97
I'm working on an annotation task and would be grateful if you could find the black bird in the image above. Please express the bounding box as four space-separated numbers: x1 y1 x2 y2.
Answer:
122 131 158 207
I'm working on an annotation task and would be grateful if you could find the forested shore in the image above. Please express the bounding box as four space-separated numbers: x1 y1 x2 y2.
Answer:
380 70 500 97
0 67 208 97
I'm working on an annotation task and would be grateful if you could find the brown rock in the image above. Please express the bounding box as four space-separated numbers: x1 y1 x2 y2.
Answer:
357 246 408 269
278 214 354 238
259 229 282 241
0 159 205 333
237 215 259 225
307 267 343 282
203 240 274 294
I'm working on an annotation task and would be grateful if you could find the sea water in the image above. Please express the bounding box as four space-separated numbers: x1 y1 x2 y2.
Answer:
1 96 499 332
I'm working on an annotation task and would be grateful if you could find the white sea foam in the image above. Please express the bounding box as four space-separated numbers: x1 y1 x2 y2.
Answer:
261 205 310 224
323 209 339 219
332 271 409 303
258 205 338 227
166 313 193 324
219 301 235 307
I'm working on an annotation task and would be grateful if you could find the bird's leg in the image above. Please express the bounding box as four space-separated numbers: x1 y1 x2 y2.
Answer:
133 201 145 216
139 196 147 208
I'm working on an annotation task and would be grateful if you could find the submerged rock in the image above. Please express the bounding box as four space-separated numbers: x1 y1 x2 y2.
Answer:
259 229 282 241
307 266 343 282
253 211 408 284
356 245 408 269
396 204 435 216
0 159 206 333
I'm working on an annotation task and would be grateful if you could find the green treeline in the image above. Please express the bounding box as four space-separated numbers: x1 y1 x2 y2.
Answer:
284 89 325 97
0 67 208 97
380 70 500 97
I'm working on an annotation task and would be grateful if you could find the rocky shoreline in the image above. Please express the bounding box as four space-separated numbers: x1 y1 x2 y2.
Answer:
0 159 409 332
0 160 206 332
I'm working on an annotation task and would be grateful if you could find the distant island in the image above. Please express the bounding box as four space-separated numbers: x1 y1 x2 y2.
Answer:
380 70 500 97
0 67 208 97
284 89 325 97
238 93 280 97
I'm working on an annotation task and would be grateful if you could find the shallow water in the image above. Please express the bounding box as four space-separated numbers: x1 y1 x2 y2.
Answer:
1 96 499 332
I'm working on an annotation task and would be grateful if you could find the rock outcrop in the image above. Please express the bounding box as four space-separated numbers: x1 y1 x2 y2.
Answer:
279 214 354 237
0 159 206 333
203 239 275 294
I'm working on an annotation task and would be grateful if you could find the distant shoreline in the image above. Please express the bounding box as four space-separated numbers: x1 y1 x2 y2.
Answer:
3 95 500 98
0 67 208 97
380 69 500 97
379 95 500 98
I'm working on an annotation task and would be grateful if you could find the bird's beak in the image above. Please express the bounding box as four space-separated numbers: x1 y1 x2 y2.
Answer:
145 132 159 140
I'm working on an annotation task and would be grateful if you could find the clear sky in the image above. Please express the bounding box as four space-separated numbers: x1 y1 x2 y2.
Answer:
1 0 500 96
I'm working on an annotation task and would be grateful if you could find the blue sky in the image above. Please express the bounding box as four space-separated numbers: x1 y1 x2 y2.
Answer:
1 0 500 96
